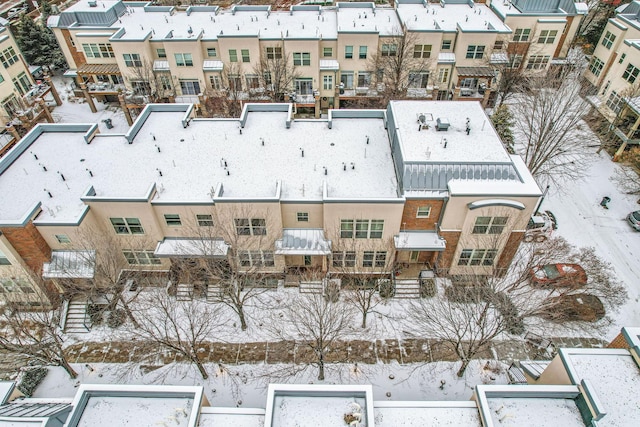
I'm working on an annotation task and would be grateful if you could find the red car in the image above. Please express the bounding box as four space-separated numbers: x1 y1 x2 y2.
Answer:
530 264 587 287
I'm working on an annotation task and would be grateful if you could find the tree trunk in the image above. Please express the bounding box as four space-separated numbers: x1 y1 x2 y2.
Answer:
194 357 209 379
361 311 367 329
237 306 247 331
119 295 139 329
456 359 470 377
59 356 78 379
318 360 325 381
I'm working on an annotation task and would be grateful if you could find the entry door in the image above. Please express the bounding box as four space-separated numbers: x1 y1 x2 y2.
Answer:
295 79 313 95
304 255 312 266
409 251 420 263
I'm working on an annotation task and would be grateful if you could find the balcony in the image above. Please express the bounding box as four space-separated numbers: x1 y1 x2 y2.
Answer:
86 82 126 93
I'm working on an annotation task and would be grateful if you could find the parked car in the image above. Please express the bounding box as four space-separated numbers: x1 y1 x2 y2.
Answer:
627 210 640 231
541 294 605 322
530 263 587 287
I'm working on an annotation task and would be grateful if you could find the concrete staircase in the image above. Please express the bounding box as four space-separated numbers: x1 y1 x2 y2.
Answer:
206 281 224 302
64 297 92 333
299 281 324 294
393 279 421 299
176 283 194 301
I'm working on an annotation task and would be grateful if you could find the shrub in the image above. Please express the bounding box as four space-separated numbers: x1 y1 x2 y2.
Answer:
17 366 48 397
379 280 395 298
107 308 126 329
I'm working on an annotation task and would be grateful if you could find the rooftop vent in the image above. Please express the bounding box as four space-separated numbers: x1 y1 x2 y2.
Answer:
88 0 97 7
436 117 450 131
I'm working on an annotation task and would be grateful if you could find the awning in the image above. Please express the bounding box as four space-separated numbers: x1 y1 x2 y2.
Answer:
154 238 229 258
468 199 525 210
275 229 331 255
490 53 509 64
394 231 446 251
77 63 121 75
153 60 170 71
43 250 96 279
456 66 496 77
203 60 224 72
320 59 340 71
438 53 456 64
63 69 78 78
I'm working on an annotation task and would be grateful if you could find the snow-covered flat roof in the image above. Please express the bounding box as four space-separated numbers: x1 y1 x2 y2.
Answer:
0 104 398 223
397 3 510 33
197 407 265 427
336 4 400 35
374 401 481 426
154 238 229 258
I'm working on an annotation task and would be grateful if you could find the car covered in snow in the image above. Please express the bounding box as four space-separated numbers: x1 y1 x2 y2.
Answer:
627 210 640 231
529 263 587 288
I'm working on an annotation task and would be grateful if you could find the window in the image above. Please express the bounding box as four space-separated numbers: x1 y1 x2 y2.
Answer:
229 49 238 62
209 74 221 90
526 55 550 70
537 30 557 44
263 71 272 86
345 46 353 59
245 74 259 89
623 64 639 84
297 212 309 222
323 47 333 57
619 53 627 64
416 206 431 218
413 44 431 58
228 74 241 91
355 220 369 238
340 71 354 89
174 53 193 67
0 47 19 68
55 234 71 244
110 217 144 234
235 218 266 236
123 53 142 67
241 49 250 62
293 52 310 66
381 43 397 57
359 46 367 59
589 57 604 77
441 40 452 50
180 80 201 95
341 220 354 238
196 214 214 226
457 249 497 266
512 28 531 42
323 75 333 90
332 251 356 267
408 72 429 88
342 219 383 238
238 250 275 267
0 249 10 265
601 31 615 49
157 48 167 58
509 54 524 69
362 251 387 268
123 250 161 265
164 214 182 226
0 278 34 293
473 216 508 234
606 90 625 113
160 75 172 90
206 48 217 57
370 220 384 238
0 74 3 84
266 46 282 59
12 73 30 95
82 43 115 58
438 68 449 84
466 45 485 59
357 72 371 87
493 40 505 50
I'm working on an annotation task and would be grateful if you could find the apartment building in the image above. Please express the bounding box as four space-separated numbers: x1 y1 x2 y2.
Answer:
0 100 540 307
583 1 640 159
47 0 585 116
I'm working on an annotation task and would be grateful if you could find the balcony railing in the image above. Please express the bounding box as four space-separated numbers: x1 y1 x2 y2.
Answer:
86 82 126 93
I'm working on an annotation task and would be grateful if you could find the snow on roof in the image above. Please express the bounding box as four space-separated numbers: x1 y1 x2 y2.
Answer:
275 228 331 255
0 105 398 223
394 231 446 251
485 396 583 426
374 401 481 426
154 238 229 258
397 3 510 33
560 348 640 427
198 407 265 427
336 4 399 35
0 382 15 405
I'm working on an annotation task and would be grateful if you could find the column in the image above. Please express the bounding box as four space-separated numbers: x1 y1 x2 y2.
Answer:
44 75 62 106
79 82 97 113
118 93 133 126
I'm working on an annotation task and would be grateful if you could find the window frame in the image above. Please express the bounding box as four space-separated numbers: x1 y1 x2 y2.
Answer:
466 45 485 59
241 49 250 63
297 212 309 222
229 49 238 62
441 40 452 50
589 57 604 77
323 47 333 57
196 214 214 226
238 250 275 267
359 45 367 59
537 30 558 44
206 48 217 57
293 52 311 66
0 249 10 265
381 43 397 57
457 249 498 266
602 31 616 49
234 218 267 236
123 250 161 265
157 48 167 58
345 45 353 59
174 53 194 67
332 251 356 268
123 53 142 67
323 74 333 90
512 28 531 42
472 216 508 234
623 64 639 84
55 234 71 244
413 44 432 59
164 214 182 227
416 206 431 218
110 217 145 235
266 46 282 60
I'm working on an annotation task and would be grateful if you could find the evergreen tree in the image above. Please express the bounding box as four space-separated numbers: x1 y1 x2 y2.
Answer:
15 8 66 71
491 104 515 153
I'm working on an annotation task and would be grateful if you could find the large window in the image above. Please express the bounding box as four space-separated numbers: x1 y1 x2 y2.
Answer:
266 46 282 59
341 219 383 238
537 30 557 44
238 250 274 267
466 45 485 59
457 249 497 266
357 72 371 87
323 75 333 90
0 278 35 293
606 90 625 113
209 75 221 90
235 218 266 236
512 28 531 42
293 52 310 66
408 72 429 88
332 251 356 267
359 46 368 59
340 71 354 89
123 53 142 67
345 45 353 59
241 49 250 63
0 47 18 68
196 214 214 226
589 57 604 77
174 53 193 67
12 73 30 95
164 214 182 226
623 64 639 84
245 74 259 89
413 44 432 58
381 43 397 57
526 55 550 70
438 68 449 84
180 80 201 95
229 49 238 62
473 216 508 234
362 251 387 268
110 217 144 234
0 249 10 265
123 250 161 265
602 31 616 49
82 43 115 58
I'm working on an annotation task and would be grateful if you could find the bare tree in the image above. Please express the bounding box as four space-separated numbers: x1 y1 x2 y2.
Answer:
126 59 176 105
0 297 77 378
492 42 532 108
127 287 229 379
510 62 593 186
407 236 626 377
268 293 355 380
612 146 640 195
254 44 300 102
367 27 433 105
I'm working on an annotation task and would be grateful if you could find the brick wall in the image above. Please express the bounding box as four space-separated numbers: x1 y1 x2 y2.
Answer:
496 231 525 273
61 29 86 69
401 199 444 230
0 222 51 274
439 231 461 270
